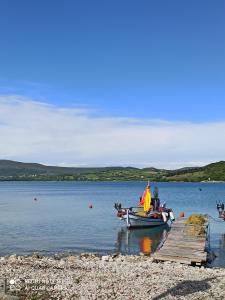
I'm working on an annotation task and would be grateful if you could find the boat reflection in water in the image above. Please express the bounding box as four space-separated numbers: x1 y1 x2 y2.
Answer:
115 225 169 255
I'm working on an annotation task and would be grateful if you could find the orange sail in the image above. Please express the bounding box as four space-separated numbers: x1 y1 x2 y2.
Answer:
140 184 152 212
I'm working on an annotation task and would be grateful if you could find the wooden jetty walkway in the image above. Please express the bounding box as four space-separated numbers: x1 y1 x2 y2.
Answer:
153 217 209 266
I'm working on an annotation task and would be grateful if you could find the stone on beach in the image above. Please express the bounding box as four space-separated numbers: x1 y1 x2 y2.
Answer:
0 254 224 299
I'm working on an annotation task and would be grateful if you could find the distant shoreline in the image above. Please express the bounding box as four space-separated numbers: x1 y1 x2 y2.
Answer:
1 159 225 182
0 160 225 182
0 178 225 183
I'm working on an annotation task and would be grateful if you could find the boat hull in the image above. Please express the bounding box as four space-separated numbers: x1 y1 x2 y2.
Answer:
121 211 167 228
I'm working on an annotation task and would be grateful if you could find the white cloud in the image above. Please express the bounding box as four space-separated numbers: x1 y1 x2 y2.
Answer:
0 95 225 169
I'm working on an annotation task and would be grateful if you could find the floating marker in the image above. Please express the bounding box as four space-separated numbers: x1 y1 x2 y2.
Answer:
179 211 185 218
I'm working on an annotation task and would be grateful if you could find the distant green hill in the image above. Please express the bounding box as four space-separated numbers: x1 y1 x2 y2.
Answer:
0 160 139 178
163 161 225 182
0 159 225 182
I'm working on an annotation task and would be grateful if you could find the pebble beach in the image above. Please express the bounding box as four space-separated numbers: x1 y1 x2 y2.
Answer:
1 254 225 300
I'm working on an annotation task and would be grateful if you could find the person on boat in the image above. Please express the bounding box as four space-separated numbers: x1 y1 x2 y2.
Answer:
154 198 160 211
153 187 160 211
146 205 154 216
151 197 155 210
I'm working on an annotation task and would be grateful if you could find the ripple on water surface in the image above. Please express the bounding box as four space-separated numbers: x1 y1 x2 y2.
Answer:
0 181 225 267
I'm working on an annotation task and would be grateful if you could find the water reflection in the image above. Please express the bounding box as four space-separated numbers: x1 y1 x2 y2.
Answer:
216 233 225 266
115 225 169 255
140 236 152 254
219 233 225 249
210 233 225 267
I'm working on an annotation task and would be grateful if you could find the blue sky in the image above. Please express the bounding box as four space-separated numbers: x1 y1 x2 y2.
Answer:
0 0 224 122
0 1 225 167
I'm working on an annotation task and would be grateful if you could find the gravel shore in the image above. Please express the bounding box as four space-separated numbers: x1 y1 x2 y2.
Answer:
0 253 225 300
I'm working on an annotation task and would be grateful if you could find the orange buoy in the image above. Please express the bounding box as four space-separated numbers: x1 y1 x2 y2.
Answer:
89 204 93 209
179 211 185 218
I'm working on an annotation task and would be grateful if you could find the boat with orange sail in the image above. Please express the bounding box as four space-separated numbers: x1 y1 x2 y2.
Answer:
114 183 175 228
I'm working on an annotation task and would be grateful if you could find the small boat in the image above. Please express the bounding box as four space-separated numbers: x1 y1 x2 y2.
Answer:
216 201 225 221
114 184 175 228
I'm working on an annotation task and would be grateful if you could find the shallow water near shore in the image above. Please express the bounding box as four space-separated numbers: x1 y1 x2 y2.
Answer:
0 181 225 267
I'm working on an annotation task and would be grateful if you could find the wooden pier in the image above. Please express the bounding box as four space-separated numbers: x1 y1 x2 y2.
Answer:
153 217 209 266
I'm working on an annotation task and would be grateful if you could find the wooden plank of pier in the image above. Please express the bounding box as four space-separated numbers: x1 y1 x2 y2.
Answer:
153 217 208 266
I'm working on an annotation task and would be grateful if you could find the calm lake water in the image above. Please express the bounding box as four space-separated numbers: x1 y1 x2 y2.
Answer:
0 181 225 267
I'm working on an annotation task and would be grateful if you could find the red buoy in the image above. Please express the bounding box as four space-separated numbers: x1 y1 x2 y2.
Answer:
179 211 185 218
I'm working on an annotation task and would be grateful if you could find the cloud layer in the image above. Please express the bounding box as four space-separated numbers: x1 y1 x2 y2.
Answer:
0 95 224 169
